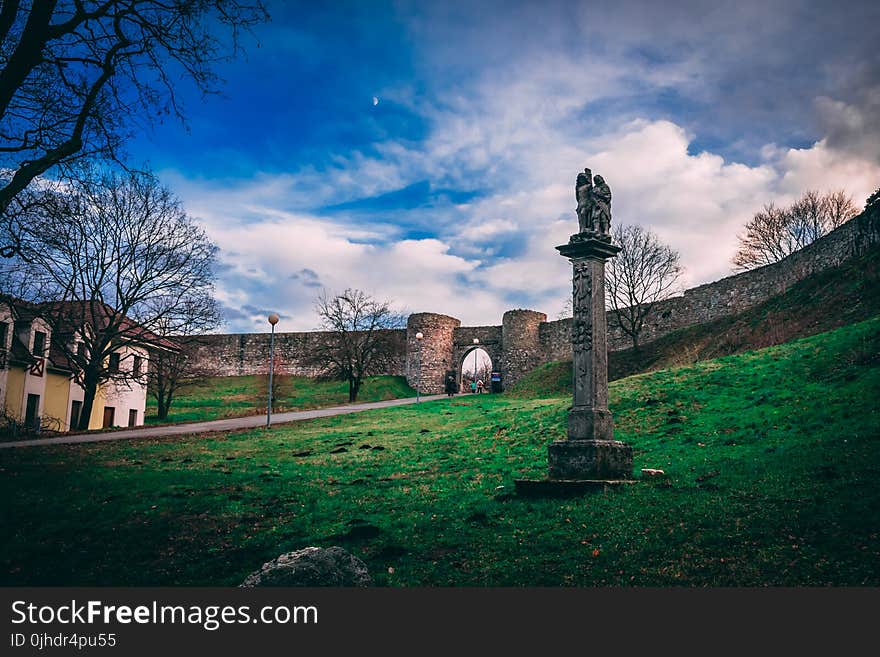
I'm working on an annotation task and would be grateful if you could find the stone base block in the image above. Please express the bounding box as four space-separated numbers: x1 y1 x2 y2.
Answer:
547 439 633 480
567 407 614 441
514 478 635 498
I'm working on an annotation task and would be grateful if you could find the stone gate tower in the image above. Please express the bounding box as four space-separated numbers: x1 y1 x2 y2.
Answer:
405 313 460 395
501 309 546 388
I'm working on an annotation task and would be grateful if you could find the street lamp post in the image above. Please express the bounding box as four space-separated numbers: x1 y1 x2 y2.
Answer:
472 337 479 393
266 313 279 428
415 331 423 402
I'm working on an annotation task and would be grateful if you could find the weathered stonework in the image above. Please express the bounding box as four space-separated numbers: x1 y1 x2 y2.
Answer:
550 234 632 481
184 205 879 391
501 309 547 388
188 329 407 378
547 439 634 480
405 313 460 394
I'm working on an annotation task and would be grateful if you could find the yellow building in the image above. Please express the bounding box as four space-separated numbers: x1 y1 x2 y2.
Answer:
0 296 176 436
0 298 55 431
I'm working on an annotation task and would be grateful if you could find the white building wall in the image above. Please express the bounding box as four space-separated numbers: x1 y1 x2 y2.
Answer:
96 344 149 428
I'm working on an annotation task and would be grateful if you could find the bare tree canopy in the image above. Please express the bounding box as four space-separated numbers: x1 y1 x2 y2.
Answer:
2 170 219 429
309 288 405 402
0 0 268 255
148 297 223 421
732 189 858 271
605 223 683 351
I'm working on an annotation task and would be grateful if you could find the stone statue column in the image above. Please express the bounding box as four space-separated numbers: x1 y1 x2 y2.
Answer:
547 178 633 481
563 247 616 440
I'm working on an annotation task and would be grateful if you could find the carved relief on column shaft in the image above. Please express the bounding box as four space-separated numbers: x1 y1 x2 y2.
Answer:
571 318 593 352
571 259 594 407
571 261 594 348
572 260 591 312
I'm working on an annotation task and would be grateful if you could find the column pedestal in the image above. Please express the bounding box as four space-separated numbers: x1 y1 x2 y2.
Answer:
547 439 633 480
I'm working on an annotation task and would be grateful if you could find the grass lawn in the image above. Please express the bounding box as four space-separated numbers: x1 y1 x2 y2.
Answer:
2 318 878 586
145 374 416 424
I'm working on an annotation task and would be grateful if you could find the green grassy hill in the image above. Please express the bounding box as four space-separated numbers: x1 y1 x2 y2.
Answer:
513 244 880 398
145 374 416 424
2 317 878 585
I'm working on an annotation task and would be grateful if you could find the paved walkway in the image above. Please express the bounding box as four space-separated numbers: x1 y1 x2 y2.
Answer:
0 395 446 449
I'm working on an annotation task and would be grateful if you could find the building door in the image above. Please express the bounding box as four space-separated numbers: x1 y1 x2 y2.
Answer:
102 406 115 429
128 409 138 427
70 400 82 431
25 394 40 431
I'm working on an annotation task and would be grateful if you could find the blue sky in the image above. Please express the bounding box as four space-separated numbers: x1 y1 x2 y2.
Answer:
127 0 880 332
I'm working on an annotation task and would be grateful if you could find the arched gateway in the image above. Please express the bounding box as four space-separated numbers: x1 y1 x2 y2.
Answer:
459 346 493 393
405 309 547 394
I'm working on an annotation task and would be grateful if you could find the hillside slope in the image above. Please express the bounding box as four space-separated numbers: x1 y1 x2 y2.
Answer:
2 318 878 585
513 243 880 398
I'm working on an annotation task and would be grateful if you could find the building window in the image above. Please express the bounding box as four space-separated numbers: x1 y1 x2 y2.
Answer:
128 409 138 427
32 330 47 356
132 355 143 376
108 352 120 373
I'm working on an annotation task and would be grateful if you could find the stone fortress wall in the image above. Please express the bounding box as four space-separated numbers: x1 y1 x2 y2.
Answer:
187 205 880 393
543 201 880 360
187 329 408 379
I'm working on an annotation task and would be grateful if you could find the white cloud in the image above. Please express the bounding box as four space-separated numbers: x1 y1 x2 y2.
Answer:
459 218 526 241
771 139 880 202
165 44 880 333
168 193 508 330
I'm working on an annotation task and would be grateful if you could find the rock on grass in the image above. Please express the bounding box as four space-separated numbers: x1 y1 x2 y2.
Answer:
240 546 371 587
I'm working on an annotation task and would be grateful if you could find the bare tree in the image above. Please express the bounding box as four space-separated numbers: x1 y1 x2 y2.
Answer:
732 202 799 270
822 189 859 228
0 0 268 256
309 289 405 402
605 224 683 351
733 189 858 271
148 296 223 421
788 190 827 248
2 170 219 430
477 361 492 391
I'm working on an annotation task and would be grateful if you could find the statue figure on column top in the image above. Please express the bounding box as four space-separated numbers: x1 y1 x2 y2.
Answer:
575 168 593 234
590 174 612 235
575 167 612 237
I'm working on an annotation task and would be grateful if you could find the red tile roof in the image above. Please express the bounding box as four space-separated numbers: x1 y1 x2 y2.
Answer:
35 300 181 352
0 297 181 362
